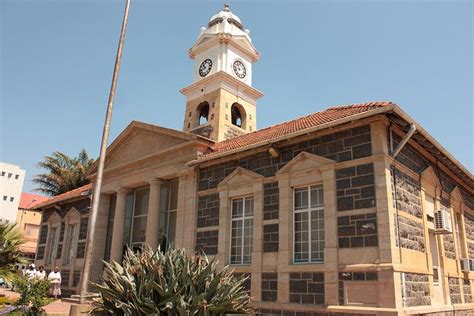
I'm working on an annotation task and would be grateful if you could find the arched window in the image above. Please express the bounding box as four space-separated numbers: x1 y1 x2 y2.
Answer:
231 103 245 128
197 102 209 125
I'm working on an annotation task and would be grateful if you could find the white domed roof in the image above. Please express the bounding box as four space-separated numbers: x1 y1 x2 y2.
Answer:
208 4 243 29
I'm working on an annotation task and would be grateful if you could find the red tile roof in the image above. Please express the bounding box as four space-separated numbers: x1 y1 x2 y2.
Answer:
19 192 49 209
206 101 394 156
32 184 93 210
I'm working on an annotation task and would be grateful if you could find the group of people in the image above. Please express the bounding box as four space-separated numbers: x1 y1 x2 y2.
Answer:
21 264 62 298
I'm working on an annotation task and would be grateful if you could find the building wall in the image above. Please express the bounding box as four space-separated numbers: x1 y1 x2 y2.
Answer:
0 162 26 223
16 208 42 260
34 197 90 297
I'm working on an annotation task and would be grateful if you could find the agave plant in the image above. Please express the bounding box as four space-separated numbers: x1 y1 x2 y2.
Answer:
91 247 253 315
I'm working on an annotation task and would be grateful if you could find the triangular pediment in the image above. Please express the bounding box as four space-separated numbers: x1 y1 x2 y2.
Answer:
421 166 441 187
276 152 335 175
218 167 263 189
450 186 464 207
48 212 61 223
88 121 206 174
65 207 80 219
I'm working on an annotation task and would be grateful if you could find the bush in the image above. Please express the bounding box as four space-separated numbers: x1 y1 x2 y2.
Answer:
92 247 253 315
13 277 51 315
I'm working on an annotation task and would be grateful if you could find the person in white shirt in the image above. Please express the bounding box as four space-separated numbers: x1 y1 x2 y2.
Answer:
35 266 46 280
48 266 62 298
25 264 36 279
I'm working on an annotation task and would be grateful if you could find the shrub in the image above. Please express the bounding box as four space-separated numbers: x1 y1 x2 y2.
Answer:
92 247 253 315
13 277 51 315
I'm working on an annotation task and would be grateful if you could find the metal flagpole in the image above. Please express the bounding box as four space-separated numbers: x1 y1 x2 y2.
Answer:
79 0 131 304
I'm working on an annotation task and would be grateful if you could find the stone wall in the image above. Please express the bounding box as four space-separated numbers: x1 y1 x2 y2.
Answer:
464 213 474 259
263 224 279 252
195 230 218 255
463 279 472 303
397 216 425 252
338 271 378 305
256 309 368 316
289 272 324 305
192 125 214 139
337 213 378 248
261 273 278 302
335 163 376 211
402 273 431 307
448 277 461 304
444 234 456 260
198 125 372 191
392 168 422 218
263 182 279 220
197 193 220 228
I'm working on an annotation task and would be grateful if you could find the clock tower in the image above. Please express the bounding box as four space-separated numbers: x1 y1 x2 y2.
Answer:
180 4 263 142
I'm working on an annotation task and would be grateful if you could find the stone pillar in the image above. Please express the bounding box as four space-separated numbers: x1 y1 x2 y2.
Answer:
145 179 163 250
174 175 187 249
250 179 264 301
110 188 128 262
277 174 291 303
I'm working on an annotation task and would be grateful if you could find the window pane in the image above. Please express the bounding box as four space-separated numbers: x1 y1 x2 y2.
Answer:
232 199 243 218
123 194 134 246
169 180 179 210
294 188 308 210
134 188 149 216
311 186 323 207
310 209 324 262
131 216 147 243
244 198 253 216
167 211 177 247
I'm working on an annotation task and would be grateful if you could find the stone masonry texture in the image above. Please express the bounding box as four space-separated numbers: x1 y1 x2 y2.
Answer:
289 272 324 305
463 279 472 303
197 193 220 228
338 271 378 305
195 230 218 255
263 224 279 252
198 125 372 191
464 213 474 259
337 213 378 248
263 182 279 220
336 163 376 211
261 273 278 302
402 273 431 307
392 168 423 218
256 310 368 316
397 216 425 252
448 277 462 304
444 234 456 260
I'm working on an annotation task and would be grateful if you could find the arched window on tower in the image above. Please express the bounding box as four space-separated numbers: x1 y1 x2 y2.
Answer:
231 103 245 128
197 102 209 125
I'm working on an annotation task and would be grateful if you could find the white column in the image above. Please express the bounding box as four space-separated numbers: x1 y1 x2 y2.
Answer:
145 179 163 250
110 188 128 262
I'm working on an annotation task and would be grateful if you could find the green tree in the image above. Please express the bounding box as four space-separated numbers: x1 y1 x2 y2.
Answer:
92 247 253 315
14 277 51 315
33 149 94 196
0 223 26 282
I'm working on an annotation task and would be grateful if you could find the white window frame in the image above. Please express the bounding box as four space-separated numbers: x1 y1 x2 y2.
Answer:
230 196 254 265
47 226 60 265
129 187 149 250
293 185 324 264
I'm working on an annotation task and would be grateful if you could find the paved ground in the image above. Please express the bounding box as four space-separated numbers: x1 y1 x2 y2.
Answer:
0 288 72 315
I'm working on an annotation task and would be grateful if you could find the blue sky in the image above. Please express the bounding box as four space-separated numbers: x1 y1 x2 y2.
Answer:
1 0 472 193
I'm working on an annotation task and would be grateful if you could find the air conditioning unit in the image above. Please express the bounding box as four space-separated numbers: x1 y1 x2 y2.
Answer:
434 209 452 234
461 258 474 272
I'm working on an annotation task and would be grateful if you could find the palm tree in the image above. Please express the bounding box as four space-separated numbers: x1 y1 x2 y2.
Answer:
33 149 94 196
0 224 26 282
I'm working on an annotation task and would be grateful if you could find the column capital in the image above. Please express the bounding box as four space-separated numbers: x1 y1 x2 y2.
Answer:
148 178 164 187
116 186 130 195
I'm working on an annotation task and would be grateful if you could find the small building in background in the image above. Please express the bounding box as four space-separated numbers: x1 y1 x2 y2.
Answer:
32 184 92 297
17 192 49 262
0 162 26 223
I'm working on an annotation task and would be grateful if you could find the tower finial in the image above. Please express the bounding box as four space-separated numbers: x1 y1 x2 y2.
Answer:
223 3 230 11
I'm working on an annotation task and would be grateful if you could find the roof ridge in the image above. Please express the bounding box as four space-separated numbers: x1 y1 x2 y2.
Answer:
212 101 393 148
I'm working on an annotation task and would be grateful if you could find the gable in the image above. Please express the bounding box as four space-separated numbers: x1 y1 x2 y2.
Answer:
218 167 263 189
105 128 189 170
276 152 335 175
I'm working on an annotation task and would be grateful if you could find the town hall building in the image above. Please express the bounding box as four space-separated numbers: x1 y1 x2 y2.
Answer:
34 5 474 315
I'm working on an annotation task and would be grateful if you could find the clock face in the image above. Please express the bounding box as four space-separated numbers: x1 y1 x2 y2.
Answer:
199 59 212 77
232 60 247 79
